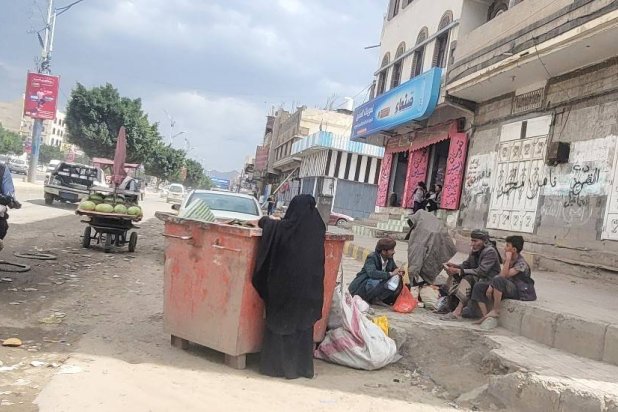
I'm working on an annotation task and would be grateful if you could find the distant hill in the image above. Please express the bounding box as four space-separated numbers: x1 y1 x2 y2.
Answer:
205 170 240 183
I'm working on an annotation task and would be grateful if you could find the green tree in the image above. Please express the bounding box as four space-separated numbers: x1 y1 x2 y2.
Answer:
144 144 185 184
39 144 65 164
184 158 212 189
65 83 162 163
0 123 24 155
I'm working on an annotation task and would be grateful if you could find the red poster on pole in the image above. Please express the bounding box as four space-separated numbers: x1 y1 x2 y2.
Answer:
23 72 60 120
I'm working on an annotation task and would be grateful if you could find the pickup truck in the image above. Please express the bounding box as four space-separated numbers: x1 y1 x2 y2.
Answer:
44 162 107 205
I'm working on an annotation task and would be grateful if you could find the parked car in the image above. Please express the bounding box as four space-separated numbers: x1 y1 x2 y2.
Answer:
45 159 62 178
329 212 354 226
8 158 28 175
159 185 169 199
174 190 262 222
166 183 185 203
44 162 106 205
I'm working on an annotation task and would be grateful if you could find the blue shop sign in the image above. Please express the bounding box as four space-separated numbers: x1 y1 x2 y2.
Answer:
351 67 442 140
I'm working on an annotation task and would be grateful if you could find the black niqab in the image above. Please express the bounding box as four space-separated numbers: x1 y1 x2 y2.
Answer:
252 194 326 335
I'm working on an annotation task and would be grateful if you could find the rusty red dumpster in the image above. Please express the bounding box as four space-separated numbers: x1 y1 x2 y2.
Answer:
156 212 352 369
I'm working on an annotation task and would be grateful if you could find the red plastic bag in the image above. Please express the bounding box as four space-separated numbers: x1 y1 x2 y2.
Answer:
392 285 418 313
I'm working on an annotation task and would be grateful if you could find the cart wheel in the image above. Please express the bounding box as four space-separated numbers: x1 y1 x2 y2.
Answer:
128 232 138 253
104 234 113 253
82 227 92 249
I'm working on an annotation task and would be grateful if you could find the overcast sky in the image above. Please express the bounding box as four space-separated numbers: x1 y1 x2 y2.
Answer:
0 0 386 171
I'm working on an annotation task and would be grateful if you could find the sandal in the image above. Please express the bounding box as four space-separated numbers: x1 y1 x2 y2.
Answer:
440 312 461 321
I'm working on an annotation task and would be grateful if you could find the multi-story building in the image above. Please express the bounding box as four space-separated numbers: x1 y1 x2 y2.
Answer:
351 0 500 227
446 0 618 268
291 131 384 219
267 106 355 204
22 111 67 147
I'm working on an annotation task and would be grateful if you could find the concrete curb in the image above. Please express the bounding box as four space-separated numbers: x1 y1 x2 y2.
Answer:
344 239 618 367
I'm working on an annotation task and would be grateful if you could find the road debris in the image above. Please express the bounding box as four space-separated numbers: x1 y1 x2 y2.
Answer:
2 338 23 347
39 312 66 325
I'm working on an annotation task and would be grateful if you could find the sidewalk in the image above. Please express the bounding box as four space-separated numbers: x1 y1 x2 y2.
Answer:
337 229 618 367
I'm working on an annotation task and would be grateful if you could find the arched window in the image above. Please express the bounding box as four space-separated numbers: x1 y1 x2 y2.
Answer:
376 53 390 96
432 11 453 68
388 0 401 19
488 0 509 21
411 27 428 78
390 43 406 89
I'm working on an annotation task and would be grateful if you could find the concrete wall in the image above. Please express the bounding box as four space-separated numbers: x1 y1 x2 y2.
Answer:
458 58 618 267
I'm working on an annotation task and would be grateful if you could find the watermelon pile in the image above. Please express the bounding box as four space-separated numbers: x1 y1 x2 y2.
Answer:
79 193 143 218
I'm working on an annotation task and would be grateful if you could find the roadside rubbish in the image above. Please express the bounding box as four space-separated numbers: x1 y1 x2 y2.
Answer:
14 252 57 260
39 312 66 325
1 338 23 347
315 291 400 370
30 361 47 367
0 262 31 273
392 285 418 313
372 316 389 335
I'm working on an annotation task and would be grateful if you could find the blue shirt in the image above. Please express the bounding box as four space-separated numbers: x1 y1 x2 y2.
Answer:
1 166 15 197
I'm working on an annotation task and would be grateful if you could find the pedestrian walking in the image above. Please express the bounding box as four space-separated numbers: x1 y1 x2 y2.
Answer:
252 194 326 379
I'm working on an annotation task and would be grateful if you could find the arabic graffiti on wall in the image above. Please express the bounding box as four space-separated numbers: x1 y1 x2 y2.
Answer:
463 153 495 206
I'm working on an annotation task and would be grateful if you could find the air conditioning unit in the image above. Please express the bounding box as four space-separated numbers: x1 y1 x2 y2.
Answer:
546 141 570 166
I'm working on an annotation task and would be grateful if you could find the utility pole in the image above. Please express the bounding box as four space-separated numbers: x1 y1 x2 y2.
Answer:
28 0 55 183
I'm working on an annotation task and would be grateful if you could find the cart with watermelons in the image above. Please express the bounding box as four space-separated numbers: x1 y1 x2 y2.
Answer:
77 191 143 253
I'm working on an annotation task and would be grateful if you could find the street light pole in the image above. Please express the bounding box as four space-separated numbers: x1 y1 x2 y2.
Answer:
28 0 54 183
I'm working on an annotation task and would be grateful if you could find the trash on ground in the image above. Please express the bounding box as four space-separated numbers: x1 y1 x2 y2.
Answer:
1 338 23 347
30 361 47 367
39 313 66 325
315 290 400 370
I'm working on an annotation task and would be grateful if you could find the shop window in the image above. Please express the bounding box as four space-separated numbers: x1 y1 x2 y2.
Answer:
411 27 428 78
432 11 453 69
391 43 406 89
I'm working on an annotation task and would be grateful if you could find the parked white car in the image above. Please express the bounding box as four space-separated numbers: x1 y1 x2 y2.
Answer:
166 183 185 203
174 190 262 222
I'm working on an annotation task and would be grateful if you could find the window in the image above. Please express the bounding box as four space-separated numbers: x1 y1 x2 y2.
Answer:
411 27 428 78
376 53 390 96
388 0 401 19
488 0 509 21
432 11 453 69
390 43 406 89
186 192 260 216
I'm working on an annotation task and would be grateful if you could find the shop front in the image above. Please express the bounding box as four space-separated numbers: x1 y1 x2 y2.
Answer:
351 67 469 215
376 122 467 211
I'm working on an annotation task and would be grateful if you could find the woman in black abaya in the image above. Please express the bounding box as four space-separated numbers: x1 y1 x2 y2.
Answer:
252 194 326 379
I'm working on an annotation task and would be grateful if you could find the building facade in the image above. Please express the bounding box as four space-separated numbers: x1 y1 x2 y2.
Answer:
446 0 618 267
352 0 503 226
22 111 67 147
263 106 354 204
291 131 384 219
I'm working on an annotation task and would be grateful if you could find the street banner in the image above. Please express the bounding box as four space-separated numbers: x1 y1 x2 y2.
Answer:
23 72 60 120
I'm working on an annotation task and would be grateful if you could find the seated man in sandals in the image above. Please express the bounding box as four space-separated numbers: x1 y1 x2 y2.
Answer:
440 230 501 320
348 238 405 306
471 235 535 323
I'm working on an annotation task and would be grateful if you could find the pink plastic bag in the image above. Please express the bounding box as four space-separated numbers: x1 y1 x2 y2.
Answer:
392 286 418 313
